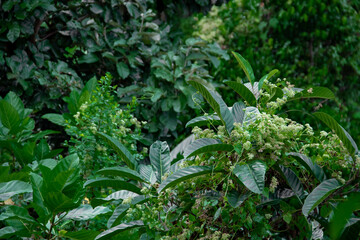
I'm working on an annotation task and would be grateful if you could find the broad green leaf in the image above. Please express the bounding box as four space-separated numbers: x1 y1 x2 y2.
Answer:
91 190 139 208
45 192 81 213
232 51 255 86
278 165 304 201
302 178 341 217
95 221 144 240
62 230 100 240
233 161 267 194
227 190 250 208
268 87 284 102
287 152 325 182
138 165 157 185
158 166 218 193
313 112 356 155
342 126 358 154
117 62 130 79
289 87 335 101
258 69 279 90
77 53 99 64
97 167 146 183
185 115 221 128
0 205 35 223
42 113 66 126
150 141 171 183
50 154 80 191
0 226 17 239
31 130 60 141
329 193 360 239
170 134 195 161
0 100 19 130
231 101 246 124
243 107 260 126
188 80 234 134
30 173 50 222
7 22 20 43
84 178 142 194
64 204 111 221
183 138 233 159
244 82 260 100
34 139 50 160
107 196 148 228
97 132 136 169
0 180 32 201
4 91 24 113
224 81 256 106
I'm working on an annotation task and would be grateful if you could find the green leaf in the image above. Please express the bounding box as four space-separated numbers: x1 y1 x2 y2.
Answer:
278 165 304 200
183 138 233 159
117 62 130 79
0 205 35 223
4 91 24 113
42 113 66 126
150 141 171 183
243 107 260 126
45 192 81 213
224 81 257 106
78 53 99 64
95 221 144 240
158 166 218 193
62 230 100 240
289 87 335 101
313 112 356 155
97 167 146 183
287 152 325 182
232 52 255 86
185 115 222 128
138 165 157 185
84 178 142 194
64 205 111 221
302 178 341 217
329 193 360 239
227 190 250 208
0 180 32 201
91 190 139 208
0 100 20 130
7 23 20 43
30 173 50 222
188 80 234 134
97 132 136 169
233 161 267 194
231 102 246 124
258 69 279 90
0 226 17 239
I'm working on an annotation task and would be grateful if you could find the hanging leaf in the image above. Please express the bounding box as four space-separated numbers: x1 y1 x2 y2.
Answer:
185 115 222 128
84 178 142 194
183 138 233 159
188 79 234 134
138 164 157 185
302 178 341 217
116 62 130 79
277 165 305 201
42 113 66 126
97 133 136 169
231 102 246 124
289 87 335 101
0 180 32 201
170 134 195 161
224 81 256 106
287 152 325 182
313 112 356 155
97 167 146 183
95 221 144 240
64 205 111 221
258 69 279 90
150 141 171 183
232 52 255 86
91 190 139 208
158 166 219 193
233 161 267 194
227 190 250 208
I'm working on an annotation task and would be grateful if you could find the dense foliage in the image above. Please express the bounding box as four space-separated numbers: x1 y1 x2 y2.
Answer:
1 0 360 239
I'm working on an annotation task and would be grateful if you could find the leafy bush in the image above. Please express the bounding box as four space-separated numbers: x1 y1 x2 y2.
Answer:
85 54 359 239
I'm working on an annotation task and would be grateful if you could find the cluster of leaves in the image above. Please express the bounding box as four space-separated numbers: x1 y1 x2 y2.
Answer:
190 0 360 143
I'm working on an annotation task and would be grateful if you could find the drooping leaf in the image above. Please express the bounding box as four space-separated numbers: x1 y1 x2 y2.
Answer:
170 134 195 161
287 152 325 182
0 226 17 239
233 161 267 194
95 221 144 240
224 81 256 106
116 62 130 79
97 167 146 183
30 173 50 222
150 141 171 183
313 112 356 155
62 230 100 240
278 165 305 201
97 132 136 169
42 113 66 126
185 115 222 128
0 100 19 130
183 138 233 159
138 165 157 185
329 193 360 239
64 204 111 221
0 180 32 201
188 79 234 134
227 190 250 208
0 205 35 223
232 52 255 86
258 69 279 90
84 178 142 194
91 190 139 208
289 87 335 101
302 178 341 217
158 166 218 193
231 102 246 124
4 92 24 113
